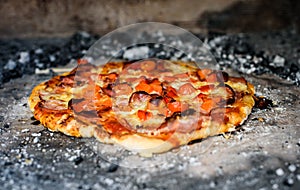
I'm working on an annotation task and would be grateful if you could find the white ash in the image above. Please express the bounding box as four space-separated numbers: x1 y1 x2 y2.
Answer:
32 137 39 144
272 184 279 189
31 133 41 137
123 46 149 60
4 60 16 70
49 55 56 62
275 168 284 176
271 55 285 67
35 48 43 54
67 155 78 162
288 164 296 172
285 177 294 185
21 129 29 133
18 51 30 64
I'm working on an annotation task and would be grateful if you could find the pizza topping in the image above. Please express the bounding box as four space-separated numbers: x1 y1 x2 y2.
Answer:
200 98 215 113
198 84 215 92
113 83 133 96
77 110 99 119
197 69 212 81
60 75 75 86
181 108 197 117
101 84 113 96
210 107 226 123
167 101 182 113
197 93 207 101
167 101 189 114
147 95 167 115
98 73 118 83
135 80 153 93
149 79 162 94
137 110 153 121
224 84 236 104
163 76 177 82
162 86 178 102
206 71 228 83
68 98 84 110
206 72 219 83
94 95 112 111
114 98 132 112
34 103 71 116
77 58 89 65
140 60 156 71
40 99 67 110
135 78 162 94
104 120 131 134
162 109 198 133
178 83 196 95
129 91 151 108
70 98 96 113
174 73 189 79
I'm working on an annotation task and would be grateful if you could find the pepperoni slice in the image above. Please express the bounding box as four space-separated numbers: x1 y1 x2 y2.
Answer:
174 73 189 78
206 71 228 83
140 60 156 71
156 61 167 71
125 77 143 83
129 91 151 107
101 84 113 96
163 76 177 82
147 96 167 116
178 83 196 95
210 107 226 123
60 75 75 86
69 98 89 113
206 73 218 83
113 83 132 96
149 95 163 106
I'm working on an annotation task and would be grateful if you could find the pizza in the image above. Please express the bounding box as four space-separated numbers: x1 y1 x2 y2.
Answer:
29 59 255 156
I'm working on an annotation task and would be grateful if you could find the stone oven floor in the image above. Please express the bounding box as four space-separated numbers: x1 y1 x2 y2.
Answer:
0 31 299 190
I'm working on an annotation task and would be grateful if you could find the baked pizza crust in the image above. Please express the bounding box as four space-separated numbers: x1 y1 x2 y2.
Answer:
29 59 255 156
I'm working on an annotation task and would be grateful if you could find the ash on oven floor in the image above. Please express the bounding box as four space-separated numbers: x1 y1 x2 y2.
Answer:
0 30 299 87
0 30 299 190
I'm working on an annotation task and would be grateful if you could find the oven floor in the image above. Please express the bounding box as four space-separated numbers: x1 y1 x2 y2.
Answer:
0 31 299 190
